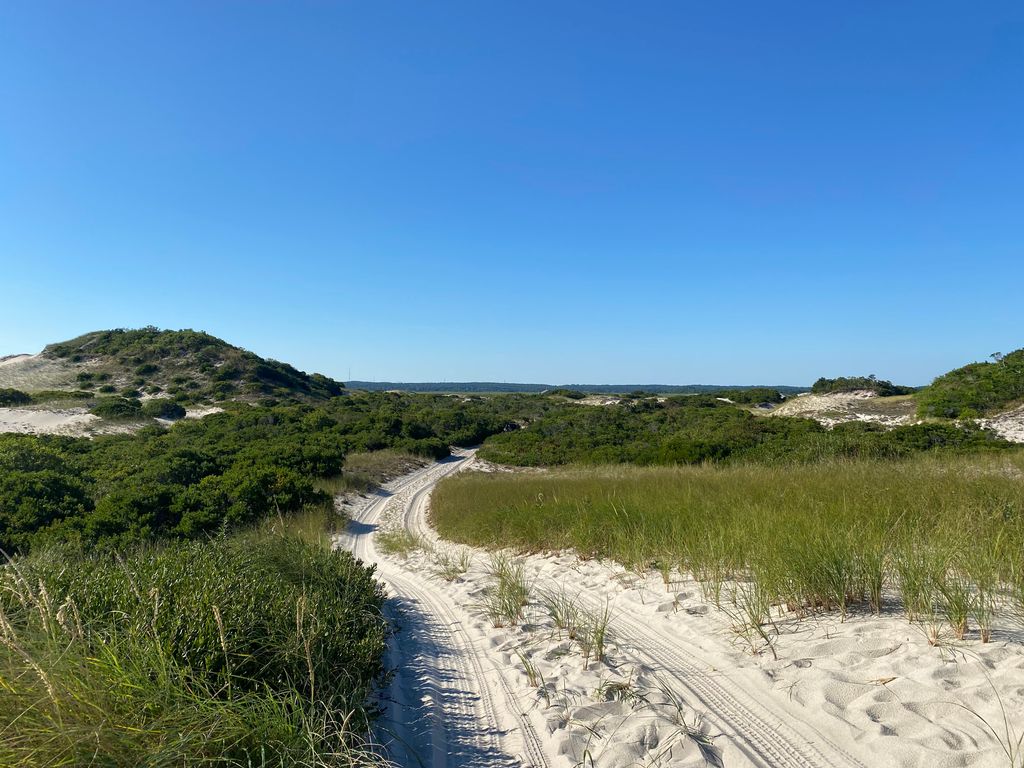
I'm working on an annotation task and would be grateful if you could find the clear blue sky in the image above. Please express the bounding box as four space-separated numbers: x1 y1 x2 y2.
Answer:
2 2 1021 386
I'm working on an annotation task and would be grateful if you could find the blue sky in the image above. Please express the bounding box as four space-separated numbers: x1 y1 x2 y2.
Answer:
1 2 1021 385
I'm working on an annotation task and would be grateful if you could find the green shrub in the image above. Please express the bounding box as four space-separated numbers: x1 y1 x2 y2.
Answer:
811 375 914 397
90 396 143 420
141 398 187 420
0 388 31 406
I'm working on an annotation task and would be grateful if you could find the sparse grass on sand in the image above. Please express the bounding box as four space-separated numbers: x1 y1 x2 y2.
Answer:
433 453 1024 639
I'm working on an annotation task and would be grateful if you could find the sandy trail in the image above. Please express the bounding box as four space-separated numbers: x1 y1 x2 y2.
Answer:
337 451 553 768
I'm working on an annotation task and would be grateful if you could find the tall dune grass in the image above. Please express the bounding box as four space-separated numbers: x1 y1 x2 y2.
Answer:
0 522 389 767
432 453 1024 638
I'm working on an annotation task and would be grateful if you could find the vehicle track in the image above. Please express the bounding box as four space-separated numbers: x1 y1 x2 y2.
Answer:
338 452 553 768
605 610 868 768
396 455 871 768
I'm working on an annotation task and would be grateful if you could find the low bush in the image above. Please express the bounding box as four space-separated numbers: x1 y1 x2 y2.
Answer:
0 388 31 406
90 396 143 419
141 398 187 420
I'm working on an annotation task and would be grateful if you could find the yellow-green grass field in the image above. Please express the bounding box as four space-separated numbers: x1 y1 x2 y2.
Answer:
433 453 1024 639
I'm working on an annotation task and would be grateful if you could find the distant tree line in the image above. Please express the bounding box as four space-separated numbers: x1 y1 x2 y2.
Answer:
348 381 805 395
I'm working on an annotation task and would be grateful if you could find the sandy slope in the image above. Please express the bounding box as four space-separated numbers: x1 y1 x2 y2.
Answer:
0 353 78 390
0 404 223 437
0 407 101 435
340 456 1024 768
981 404 1024 443
772 391 918 429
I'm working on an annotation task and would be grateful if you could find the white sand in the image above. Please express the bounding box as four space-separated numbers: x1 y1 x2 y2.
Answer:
0 353 79 390
0 404 223 437
338 455 1024 768
980 405 1024 444
773 390 917 429
0 407 103 436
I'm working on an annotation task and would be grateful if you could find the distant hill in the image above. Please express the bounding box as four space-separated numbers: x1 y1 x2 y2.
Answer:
917 349 1024 418
347 381 807 396
1 327 345 403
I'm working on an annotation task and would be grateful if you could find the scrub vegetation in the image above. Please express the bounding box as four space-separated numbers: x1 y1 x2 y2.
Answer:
811 375 915 397
0 385 530 763
478 395 1009 467
917 348 1024 418
4 329 1024 763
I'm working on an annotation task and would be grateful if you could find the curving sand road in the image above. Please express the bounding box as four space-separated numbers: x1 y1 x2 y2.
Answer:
337 450 554 768
336 451 876 768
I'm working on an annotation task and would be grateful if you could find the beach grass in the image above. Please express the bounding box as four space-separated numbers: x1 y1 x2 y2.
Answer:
0 520 390 767
432 452 1024 637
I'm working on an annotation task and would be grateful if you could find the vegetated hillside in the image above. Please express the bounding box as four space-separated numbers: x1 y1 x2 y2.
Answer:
26 327 344 404
917 349 1024 418
811 375 916 397
349 380 805 395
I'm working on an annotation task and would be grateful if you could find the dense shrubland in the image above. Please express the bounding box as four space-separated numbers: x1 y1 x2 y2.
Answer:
478 396 1009 467
712 387 785 404
0 391 532 554
917 348 1024 418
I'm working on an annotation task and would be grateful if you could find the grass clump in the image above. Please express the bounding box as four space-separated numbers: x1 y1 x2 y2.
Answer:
481 553 531 627
432 546 473 581
376 529 428 558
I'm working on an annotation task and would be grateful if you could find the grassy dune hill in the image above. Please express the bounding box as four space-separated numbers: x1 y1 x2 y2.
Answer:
1 327 345 405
